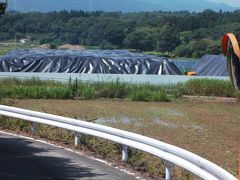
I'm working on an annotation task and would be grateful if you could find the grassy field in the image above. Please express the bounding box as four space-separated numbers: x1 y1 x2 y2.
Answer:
0 43 35 56
0 78 239 102
0 78 170 102
0 98 239 179
144 51 196 60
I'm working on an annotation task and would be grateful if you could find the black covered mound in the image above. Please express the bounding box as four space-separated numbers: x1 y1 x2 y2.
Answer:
192 54 227 76
0 49 182 75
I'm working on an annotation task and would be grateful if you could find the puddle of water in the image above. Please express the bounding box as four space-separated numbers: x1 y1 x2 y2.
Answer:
154 118 203 130
166 109 184 117
96 117 131 124
96 116 145 127
147 109 184 117
189 125 203 130
155 118 177 128
96 116 203 130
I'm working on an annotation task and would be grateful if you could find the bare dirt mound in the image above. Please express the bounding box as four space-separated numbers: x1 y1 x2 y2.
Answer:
58 44 85 50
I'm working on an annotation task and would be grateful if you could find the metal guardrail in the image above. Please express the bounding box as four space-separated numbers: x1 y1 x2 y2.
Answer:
0 105 237 180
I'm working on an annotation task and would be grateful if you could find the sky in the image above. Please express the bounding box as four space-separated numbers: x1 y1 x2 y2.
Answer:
208 0 240 7
6 0 240 7
7 0 240 13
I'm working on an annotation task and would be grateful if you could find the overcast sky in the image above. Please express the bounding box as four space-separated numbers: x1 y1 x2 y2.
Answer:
8 0 240 12
208 0 240 7
8 0 240 7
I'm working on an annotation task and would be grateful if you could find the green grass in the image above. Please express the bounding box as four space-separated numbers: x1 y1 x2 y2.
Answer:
0 78 238 102
0 78 72 99
79 86 96 99
130 89 169 102
0 43 35 56
144 51 163 56
95 80 129 99
176 79 236 98
0 78 171 102
144 51 173 58
144 51 196 59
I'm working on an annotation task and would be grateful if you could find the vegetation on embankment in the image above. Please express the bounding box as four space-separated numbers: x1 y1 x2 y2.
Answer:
0 43 34 56
0 78 170 102
2 10 240 58
0 78 239 102
175 78 240 98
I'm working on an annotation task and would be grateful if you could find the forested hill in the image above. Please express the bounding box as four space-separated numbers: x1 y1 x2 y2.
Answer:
1 10 240 58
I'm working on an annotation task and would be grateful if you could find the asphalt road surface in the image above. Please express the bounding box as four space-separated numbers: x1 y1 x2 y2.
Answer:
0 132 137 179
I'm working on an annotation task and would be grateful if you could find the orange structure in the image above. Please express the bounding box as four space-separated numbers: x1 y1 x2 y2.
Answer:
222 33 240 90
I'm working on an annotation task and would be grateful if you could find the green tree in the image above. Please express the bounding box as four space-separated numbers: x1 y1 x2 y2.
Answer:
102 21 126 48
174 44 193 58
191 39 208 58
180 31 193 44
156 24 180 54
192 28 208 40
124 28 156 51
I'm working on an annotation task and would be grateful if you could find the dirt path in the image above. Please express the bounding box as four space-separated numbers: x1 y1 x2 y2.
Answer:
10 99 240 175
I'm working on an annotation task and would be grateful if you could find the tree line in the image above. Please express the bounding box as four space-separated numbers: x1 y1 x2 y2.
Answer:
1 9 240 58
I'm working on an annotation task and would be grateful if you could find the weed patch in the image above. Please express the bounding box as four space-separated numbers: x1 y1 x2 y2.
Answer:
0 78 238 102
175 79 236 98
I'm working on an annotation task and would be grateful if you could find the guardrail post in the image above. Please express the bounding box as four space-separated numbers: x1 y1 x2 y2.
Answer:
238 160 240 180
74 132 81 147
31 122 36 137
165 161 173 180
122 145 128 162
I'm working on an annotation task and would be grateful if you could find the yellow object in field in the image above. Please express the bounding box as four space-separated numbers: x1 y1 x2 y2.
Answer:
187 71 197 76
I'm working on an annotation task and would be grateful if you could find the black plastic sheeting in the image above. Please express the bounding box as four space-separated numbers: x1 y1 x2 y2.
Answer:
192 54 227 76
0 49 182 75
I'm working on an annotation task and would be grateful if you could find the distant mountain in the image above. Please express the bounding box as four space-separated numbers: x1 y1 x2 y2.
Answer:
138 0 237 11
8 0 238 12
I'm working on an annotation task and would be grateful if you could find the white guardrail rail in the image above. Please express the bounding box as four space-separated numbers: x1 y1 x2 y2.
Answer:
0 105 237 180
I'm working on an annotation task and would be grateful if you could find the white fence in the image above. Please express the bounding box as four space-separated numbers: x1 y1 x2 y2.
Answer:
0 72 229 85
0 105 237 180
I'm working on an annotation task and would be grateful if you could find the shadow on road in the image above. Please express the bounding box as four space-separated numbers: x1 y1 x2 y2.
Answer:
0 135 105 179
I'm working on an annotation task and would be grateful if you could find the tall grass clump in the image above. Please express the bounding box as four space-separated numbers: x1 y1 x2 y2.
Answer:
79 86 96 99
95 79 129 99
178 79 235 97
0 78 72 99
130 88 169 102
1 77 238 100
0 78 171 102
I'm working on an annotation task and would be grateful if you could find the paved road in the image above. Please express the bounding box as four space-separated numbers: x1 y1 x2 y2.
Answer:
0 132 136 179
